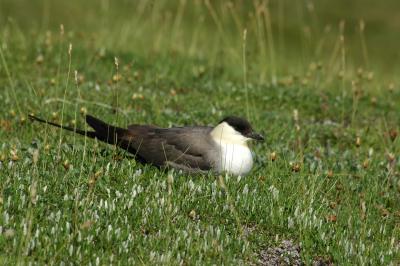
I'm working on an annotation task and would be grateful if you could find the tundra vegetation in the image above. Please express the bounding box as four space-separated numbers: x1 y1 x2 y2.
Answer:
0 0 399 264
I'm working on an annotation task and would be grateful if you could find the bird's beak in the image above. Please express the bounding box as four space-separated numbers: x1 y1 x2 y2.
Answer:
247 131 264 141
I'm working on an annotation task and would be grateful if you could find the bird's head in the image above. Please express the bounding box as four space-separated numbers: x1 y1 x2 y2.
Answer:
210 116 264 145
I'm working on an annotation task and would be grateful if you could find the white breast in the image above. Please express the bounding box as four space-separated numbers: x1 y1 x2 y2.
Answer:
215 142 253 175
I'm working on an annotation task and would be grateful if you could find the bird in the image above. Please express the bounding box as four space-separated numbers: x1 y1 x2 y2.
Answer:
29 114 264 175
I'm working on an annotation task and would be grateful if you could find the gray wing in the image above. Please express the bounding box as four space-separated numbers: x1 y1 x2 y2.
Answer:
122 125 214 171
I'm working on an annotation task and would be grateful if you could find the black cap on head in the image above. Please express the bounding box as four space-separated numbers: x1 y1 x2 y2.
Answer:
220 116 252 135
219 116 264 141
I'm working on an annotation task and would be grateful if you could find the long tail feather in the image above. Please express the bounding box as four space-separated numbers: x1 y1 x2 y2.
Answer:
28 115 97 138
29 114 128 146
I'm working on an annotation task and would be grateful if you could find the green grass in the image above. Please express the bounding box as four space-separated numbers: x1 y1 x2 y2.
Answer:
1 0 399 264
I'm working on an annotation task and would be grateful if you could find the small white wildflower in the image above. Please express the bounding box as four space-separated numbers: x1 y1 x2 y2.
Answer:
268 185 279 200
4 212 9 224
188 180 194 190
74 70 78 84
368 148 374 157
23 223 27 235
4 228 14 238
215 228 221 240
293 109 299 121
133 169 142 177
287 216 294 228
128 198 133 208
56 210 61 222
114 57 119 69
242 184 249 195
32 149 39 164
167 174 174 185
149 251 155 260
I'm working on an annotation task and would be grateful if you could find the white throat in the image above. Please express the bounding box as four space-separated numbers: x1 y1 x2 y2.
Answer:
210 122 253 175
210 122 249 145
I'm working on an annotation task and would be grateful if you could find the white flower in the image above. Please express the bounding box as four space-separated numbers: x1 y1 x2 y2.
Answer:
287 216 294 228
268 185 279 200
242 184 249 195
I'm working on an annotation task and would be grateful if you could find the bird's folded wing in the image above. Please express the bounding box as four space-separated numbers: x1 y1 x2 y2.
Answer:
123 126 213 171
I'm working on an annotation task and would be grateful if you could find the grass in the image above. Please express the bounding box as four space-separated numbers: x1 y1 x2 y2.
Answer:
0 0 399 264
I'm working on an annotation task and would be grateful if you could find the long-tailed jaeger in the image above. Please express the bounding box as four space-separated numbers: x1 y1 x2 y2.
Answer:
29 115 264 175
